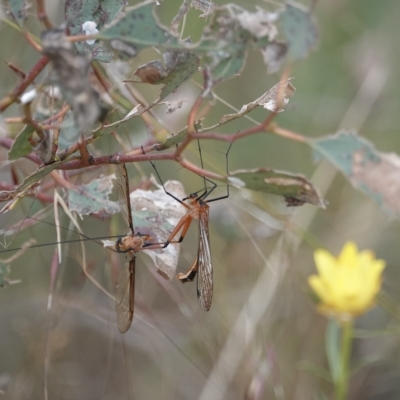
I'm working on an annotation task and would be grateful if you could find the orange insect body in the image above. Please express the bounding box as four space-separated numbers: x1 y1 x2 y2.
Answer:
115 234 151 254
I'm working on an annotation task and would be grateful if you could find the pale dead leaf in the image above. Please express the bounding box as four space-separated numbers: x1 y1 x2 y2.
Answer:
220 78 295 124
130 179 187 280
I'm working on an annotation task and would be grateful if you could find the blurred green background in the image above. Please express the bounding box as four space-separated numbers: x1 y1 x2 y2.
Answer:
0 0 400 399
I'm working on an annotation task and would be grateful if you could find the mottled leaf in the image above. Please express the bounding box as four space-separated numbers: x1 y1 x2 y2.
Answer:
227 168 324 207
68 174 120 216
159 50 199 98
131 50 199 99
280 2 318 60
192 4 283 81
65 0 126 62
4 0 27 26
311 130 400 217
8 125 35 160
161 128 188 148
97 2 180 56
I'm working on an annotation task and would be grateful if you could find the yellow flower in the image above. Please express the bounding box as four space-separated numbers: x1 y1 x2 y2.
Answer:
308 241 385 321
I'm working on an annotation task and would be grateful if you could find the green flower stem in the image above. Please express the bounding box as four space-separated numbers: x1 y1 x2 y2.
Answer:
336 320 354 400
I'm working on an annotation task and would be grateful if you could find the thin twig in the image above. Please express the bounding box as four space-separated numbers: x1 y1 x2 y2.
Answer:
0 56 50 111
36 0 53 29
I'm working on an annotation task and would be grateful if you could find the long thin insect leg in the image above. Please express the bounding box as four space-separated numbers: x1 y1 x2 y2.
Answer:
203 142 233 204
164 214 192 246
196 138 207 193
142 146 187 206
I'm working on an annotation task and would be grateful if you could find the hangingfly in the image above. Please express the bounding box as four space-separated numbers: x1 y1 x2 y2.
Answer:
104 164 173 333
174 193 213 311
149 143 231 311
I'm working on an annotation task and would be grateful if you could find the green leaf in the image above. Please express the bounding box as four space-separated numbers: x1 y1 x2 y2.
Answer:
6 160 66 201
132 50 200 99
159 51 200 99
310 130 400 218
65 0 125 62
97 2 180 56
326 319 341 383
280 2 318 60
161 128 188 148
227 168 325 207
8 125 35 160
194 6 271 80
68 174 120 216
210 49 246 80
5 0 27 26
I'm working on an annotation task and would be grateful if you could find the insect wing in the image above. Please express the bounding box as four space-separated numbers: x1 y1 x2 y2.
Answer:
115 164 134 234
115 258 135 333
196 205 213 311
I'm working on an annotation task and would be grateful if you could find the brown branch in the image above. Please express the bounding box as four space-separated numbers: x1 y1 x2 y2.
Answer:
22 104 47 141
23 31 43 53
0 56 50 112
36 0 53 29
3 61 26 79
58 152 176 170
191 125 264 142
178 159 225 181
174 95 203 158
270 125 307 143
77 135 92 166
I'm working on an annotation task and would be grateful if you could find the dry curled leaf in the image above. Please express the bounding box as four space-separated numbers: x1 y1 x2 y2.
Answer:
220 78 295 124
